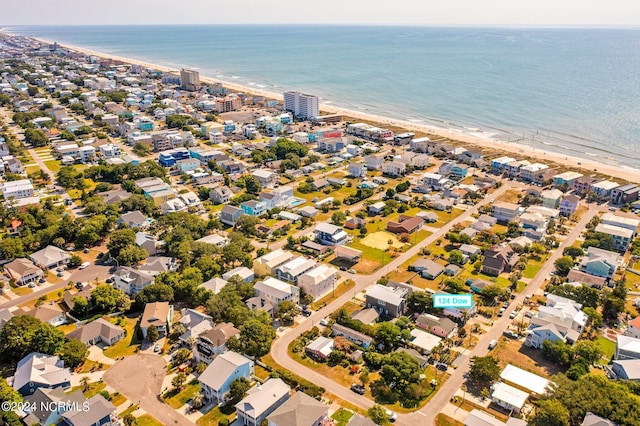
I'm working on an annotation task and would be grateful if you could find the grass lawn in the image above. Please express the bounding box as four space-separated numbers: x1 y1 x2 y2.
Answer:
164 380 201 409
70 381 106 398
43 160 61 172
331 409 354 426
104 314 141 359
76 359 109 374
110 391 127 406
196 404 236 426
136 414 164 426
310 280 355 310
435 413 464 426
523 263 542 279
119 404 139 418
497 189 522 204
255 365 271 381
490 338 565 378
10 285 32 296
18 288 65 310
428 207 464 227
596 337 616 362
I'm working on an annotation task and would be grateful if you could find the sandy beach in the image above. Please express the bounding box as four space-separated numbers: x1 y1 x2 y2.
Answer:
27 36 640 185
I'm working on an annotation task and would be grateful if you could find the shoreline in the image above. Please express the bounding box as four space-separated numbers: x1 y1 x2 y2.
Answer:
19 34 640 184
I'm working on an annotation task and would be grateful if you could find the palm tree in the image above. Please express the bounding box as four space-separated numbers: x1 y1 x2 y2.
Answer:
191 392 205 409
80 376 90 392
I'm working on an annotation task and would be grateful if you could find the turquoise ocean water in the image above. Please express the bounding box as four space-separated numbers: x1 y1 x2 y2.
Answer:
7 25 640 168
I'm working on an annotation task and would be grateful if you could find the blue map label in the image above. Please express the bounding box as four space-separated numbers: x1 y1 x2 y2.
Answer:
433 294 473 308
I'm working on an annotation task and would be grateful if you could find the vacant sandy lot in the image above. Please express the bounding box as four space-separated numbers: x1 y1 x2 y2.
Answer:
360 231 405 250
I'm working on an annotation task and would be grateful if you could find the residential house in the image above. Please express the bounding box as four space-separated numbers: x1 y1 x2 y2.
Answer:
573 176 601 194
210 186 233 204
626 316 640 340
135 231 162 256
344 216 366 230
305 336 335 360
482 246 520 276
297 264 338 301
553 171 583 188
61 393 118 426
11 353 71 396
383 160 406 177
504 160 531 178
314 222 349 245
199 277 229 295
579 247 620 280
113 266 153 296
611 184 640 205
520 163 549 182
222 266 255 283
415 314 458 339
559 194 580 216
540 189 563 208
199 351 254 403
196 233 230 248
409 328 442 354
490 382 528 414
29 245 70 270
601 213 639 236
470 279 492 294
492 202 520 223
351 308 379 325
491 156 516 173
254 277 300 306
459 244 482 258
241 200 267 217
566 269 607 289
365 284 408 318
615 335 640 360
540 294 588 334
254 249 296 277
0 308 13 331
66 318 125 346
386 215 424 234
134 177 177 205
368 201 386 215
236 379 291 426
450 163 469 179
22 303 66 327
4 258 43 286
140 301 173 339
331 324 373 348
592 180 619 199
595 223 633 251
267 390 329 426
364 154 384 170
252 169 279 188
220 205 244 226
409 258 444 279
194 322 240 364
117 210 150 229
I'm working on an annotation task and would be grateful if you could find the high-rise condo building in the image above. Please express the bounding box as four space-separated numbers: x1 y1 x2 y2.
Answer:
180 68 200 91
283 91 319 120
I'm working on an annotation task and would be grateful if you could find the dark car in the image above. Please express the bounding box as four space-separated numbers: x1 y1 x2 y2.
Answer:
503 330 519 339
436 363 448 371
302 308 312 317
350 384 366 395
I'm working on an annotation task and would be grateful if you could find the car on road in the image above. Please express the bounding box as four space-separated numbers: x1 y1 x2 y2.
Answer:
488 339 498 349
319 317 330 326
79 261 91 270
510 310 518 319
154 344 160 353
498 308 505 317
350 384 366 395
301 307 312 317
386 410 397 422
348 269 356 274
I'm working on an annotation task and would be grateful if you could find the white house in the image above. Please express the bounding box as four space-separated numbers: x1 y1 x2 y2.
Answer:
235 379 290 426
199 351 254 403
297 264 338 301
253 277 300 306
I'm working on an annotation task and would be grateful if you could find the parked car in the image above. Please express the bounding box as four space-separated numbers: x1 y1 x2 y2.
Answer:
350 384 366 395
154 344 160 353
503 330 519 339
488 339 498 349
498 308 505 317
79 261 91 270
348 269 356 274
436 363 448 372
319 318 330 326
386 410 397 422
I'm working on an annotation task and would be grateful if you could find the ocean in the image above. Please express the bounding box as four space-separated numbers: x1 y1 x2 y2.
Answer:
7 25 640 168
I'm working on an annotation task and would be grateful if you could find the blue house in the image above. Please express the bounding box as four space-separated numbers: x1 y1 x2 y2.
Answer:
223 121 236 133
314 222 349 246
450 163 469 179
12 353 71 396
199 351 254 403
158 152 175 167
240 200 267 217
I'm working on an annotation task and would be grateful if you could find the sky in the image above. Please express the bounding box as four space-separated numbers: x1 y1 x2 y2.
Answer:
2 0 640 26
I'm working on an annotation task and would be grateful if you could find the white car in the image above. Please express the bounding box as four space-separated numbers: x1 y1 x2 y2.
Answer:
386 410 397 422
79 261 91 270
319 318 330 326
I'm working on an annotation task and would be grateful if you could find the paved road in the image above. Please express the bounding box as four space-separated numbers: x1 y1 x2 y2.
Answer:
407 204 603 426
104 354 195 426
0 264 112 310
271 183 520 422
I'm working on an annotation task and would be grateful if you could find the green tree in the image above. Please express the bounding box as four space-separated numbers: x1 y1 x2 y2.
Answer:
529 399 569 426
116 245 148 266
59 339 88 369
583 307 603 328
542 340 573 366
0 316 65 362
229 377 251 402
276 300 300 324
132 142 153 156
241 175 262 195
233 319 276 358
107 228 137 258
406 291 433 314
0 378 23 426
91 285 129 312
367 405 389 425
68 255 83 268
331 211 346 226
376 322 401 348
469 356 500 386
562 246 584 259
448 249 465 265
554 256 574 276
147 325 160 343
171 372 187 390
71 296 89 316
603 295 625 320
573 340 604 365
135 283 174 308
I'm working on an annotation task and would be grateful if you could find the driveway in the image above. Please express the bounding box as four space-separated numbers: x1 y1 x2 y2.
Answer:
103 354 195 426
